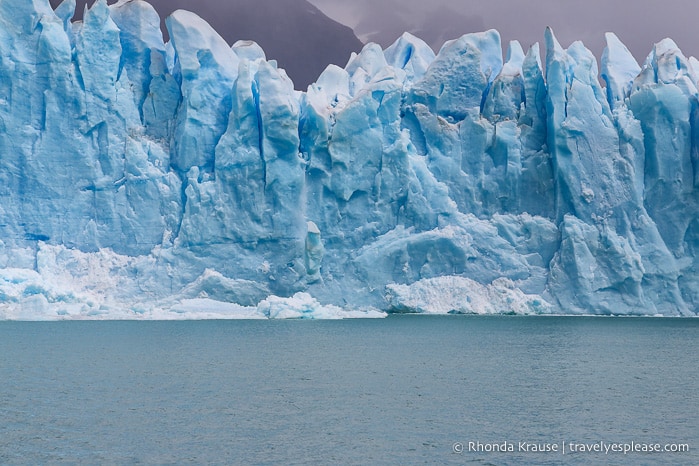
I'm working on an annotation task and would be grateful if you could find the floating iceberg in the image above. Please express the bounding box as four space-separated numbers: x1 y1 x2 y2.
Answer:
0 0 698 319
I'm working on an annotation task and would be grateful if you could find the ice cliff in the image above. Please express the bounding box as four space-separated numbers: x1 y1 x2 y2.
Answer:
1 0 698 319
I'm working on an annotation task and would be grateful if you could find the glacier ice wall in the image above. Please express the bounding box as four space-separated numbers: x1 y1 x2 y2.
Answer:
0 0 698 318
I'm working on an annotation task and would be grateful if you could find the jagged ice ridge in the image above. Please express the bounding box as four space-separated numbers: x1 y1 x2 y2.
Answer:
1 0 698 319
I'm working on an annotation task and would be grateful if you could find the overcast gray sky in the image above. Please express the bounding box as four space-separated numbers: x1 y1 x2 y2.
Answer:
57 0 699 79
310 0 699 64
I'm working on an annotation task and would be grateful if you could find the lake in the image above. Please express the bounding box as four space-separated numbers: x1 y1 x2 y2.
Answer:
1 316 697 464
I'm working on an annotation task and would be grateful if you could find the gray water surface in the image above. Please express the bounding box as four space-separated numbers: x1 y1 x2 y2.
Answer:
1 316 697 465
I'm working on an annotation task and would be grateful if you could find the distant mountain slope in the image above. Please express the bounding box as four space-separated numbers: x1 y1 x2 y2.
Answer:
49 0 363 89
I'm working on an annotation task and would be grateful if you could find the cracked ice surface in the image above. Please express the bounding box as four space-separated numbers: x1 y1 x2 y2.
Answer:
0 0 698 319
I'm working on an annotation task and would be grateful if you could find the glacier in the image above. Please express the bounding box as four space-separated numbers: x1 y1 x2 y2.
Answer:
0 0 698 319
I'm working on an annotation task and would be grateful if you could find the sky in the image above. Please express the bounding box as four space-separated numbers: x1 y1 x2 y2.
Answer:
56 0 699 75
50 0 363 88
309 0 699 65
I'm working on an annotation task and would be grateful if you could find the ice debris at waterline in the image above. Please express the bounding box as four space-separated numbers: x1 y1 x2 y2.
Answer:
0 0 698 320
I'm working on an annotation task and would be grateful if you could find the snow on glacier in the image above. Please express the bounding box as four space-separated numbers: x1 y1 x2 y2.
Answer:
0 0 698 319
386 276 551 315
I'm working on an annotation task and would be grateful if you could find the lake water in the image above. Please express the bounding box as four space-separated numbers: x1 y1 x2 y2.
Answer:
1 316 697 465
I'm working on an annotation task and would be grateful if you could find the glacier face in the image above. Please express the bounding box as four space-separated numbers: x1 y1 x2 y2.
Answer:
0 0 698 319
